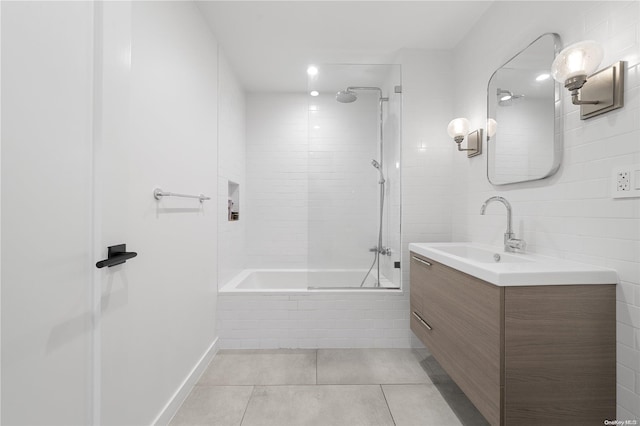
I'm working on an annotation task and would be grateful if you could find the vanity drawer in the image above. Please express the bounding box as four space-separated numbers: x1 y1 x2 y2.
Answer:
410 252 503 426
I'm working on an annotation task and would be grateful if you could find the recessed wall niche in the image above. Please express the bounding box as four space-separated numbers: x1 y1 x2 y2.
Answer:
228 181 239 221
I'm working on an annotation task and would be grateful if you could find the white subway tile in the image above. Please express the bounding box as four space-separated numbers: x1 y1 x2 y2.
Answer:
617 404 636 421
618 342 640 371
619 322 637 348
619 363 637 390
617 384 640 418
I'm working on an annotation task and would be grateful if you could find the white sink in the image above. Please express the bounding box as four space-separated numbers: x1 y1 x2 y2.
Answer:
409 242 618 286
432 244 532 264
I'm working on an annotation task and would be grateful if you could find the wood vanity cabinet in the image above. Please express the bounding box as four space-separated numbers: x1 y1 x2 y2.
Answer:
409 252 616 426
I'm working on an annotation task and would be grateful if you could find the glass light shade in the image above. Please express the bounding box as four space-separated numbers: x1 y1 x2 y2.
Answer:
487 118 497 138
535 73 551 82
551 40 603 83
447 118 470 138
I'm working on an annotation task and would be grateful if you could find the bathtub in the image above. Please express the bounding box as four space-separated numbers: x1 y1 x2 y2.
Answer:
220 269 400 293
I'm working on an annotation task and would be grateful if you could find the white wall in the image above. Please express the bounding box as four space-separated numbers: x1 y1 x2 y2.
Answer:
398 49 455 288
2 1 222 424
245 93 309 269
451 1 640 419
307 91 379 271
1 2 95 424
217 50 246 288
243 83 402 280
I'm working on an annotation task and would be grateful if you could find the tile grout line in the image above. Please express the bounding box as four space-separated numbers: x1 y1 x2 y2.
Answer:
315 349 318 385
379 384 397 426
238 385 255 426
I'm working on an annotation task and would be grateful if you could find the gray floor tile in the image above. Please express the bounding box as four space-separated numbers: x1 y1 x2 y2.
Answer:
382 384 462 426
241 385 394 426
198 349 316 385
317 348 431 384
170 385 253 426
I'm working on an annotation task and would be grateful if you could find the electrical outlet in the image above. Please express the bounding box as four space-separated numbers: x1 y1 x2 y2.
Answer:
612 165 640 198
617 170 630 191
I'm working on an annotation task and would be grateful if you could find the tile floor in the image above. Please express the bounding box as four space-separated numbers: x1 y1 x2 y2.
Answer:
170 348 489 426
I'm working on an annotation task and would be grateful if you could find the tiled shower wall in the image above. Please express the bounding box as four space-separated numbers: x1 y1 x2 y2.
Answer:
451 1 640 419
244 91 398 272
307 92 381 270
218 51 455 349
244 93 309 268
218 50 246 288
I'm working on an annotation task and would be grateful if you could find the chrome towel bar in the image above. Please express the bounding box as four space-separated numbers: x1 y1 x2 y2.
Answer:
153 188 211 203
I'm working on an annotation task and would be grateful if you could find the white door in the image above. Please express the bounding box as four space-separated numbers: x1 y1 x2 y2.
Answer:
95 2 218 425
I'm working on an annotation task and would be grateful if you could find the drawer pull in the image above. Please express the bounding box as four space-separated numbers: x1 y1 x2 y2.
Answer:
412 256 432 267
412 311 433 330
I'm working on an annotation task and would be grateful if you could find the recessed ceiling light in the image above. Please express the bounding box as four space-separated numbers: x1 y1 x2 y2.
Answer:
536 73 551 81
310 90 319 97
500 95 512 101
307 66 318 76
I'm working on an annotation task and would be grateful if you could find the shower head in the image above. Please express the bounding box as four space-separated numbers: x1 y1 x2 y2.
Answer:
336 86 386 103
371 159 385 184
336 89 357 103
497 88 524 106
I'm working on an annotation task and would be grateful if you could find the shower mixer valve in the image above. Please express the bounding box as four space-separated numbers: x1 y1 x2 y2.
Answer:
370 246 392 256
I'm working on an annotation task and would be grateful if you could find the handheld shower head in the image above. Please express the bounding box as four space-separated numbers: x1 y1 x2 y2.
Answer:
371 159 385 184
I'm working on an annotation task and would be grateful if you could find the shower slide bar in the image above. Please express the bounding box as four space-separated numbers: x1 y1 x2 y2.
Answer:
153 188 211 203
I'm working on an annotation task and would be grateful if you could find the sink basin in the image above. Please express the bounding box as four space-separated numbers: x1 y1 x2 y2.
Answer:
432 244 532 264
409 242 618 286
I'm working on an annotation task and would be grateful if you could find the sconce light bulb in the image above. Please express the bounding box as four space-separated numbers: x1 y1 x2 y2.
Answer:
551 40 603 83
447 118 470 139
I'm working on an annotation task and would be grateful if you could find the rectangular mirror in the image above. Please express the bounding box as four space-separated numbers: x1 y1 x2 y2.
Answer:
487 33 562 185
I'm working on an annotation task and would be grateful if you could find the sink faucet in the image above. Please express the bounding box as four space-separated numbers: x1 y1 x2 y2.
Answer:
480 196 526 253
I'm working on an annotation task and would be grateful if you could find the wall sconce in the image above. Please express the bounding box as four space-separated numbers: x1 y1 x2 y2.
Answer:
447 117 482 158
551 40 625 119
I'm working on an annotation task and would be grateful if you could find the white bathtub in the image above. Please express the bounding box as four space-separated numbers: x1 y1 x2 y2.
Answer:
220 269 400 293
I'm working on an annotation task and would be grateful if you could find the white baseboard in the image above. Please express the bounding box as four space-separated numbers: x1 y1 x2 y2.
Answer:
152 337 219 425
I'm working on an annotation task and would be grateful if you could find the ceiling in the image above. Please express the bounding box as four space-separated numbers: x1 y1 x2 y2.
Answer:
198 1 493 93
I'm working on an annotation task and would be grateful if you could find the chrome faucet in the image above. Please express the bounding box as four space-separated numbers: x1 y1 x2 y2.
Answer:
480 196 526 253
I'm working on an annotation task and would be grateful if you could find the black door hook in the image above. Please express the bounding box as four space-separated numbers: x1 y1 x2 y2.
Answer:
96 244 137 269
